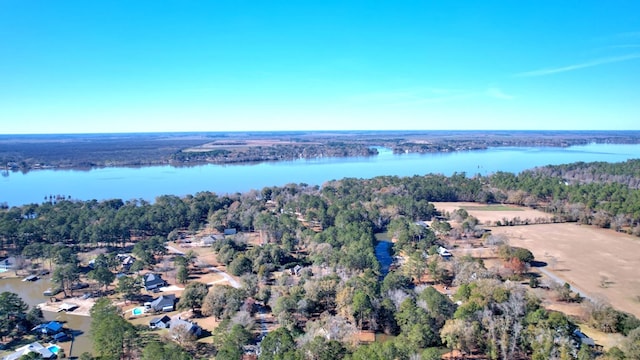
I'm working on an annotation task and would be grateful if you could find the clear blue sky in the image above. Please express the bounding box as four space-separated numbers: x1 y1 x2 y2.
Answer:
1 1 639 134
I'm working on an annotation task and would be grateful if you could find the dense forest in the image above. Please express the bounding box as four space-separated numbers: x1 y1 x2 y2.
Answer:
1 159 639 359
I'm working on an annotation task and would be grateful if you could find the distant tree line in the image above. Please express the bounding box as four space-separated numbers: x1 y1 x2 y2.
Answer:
3 131 640 171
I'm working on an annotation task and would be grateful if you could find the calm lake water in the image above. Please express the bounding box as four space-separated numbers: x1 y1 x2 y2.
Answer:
2 143 640 207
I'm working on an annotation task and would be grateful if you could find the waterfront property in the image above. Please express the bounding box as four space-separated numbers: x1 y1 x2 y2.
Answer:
0 257 16 272
1 342 55 360
22 274 39 282
52 332 70 342
57 302 79 312
32 321 63 336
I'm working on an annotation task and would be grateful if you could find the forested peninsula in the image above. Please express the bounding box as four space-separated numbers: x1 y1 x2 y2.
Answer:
2 130 640 172
1 159 639 359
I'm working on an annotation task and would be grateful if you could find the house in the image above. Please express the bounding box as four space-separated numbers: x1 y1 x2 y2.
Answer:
573 329 596 347
289 264 302 276
201 234 224 247
116 254 136 272
1 342 55 360
143 273 167 291
170 318 202 338
149 315 171 329
147 294 176 312
414 221 430 228
32 321 63 335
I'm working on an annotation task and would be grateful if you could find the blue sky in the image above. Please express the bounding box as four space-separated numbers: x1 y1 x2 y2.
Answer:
1 1 639 134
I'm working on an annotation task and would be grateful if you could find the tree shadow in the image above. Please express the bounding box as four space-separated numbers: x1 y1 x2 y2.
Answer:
529 260 547 268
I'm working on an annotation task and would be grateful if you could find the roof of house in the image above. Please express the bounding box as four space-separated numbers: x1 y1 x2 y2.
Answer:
144 273 166 286
202 234 224 243
0 256 16 268
170 318 201 334
1 342 55 360
53 332 70 341
573 329 596 346
150 315 171 325
150 294 176 310
32 321 63 334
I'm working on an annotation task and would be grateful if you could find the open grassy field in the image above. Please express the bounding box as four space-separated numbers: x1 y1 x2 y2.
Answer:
433 202 640 318
491 223 640 318
434 202 552 224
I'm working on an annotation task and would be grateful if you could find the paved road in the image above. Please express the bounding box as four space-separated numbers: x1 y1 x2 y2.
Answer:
165 245 185 255
208 267 241 288
536 266 594 302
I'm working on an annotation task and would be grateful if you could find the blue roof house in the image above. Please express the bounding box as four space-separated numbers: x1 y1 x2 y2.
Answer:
32 321 63 335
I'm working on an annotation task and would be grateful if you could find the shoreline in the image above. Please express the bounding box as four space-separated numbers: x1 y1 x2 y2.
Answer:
37 297 95 317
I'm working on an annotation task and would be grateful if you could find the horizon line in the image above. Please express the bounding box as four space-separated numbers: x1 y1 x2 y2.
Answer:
2 129 640 137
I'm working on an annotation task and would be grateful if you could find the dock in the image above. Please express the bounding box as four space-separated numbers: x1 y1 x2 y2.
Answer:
57 303 79 312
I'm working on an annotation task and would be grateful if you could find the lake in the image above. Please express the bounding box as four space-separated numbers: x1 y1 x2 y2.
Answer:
2 143 640 207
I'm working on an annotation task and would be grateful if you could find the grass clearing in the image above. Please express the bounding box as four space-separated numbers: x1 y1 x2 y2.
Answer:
434 202 640 319
461 205 524 211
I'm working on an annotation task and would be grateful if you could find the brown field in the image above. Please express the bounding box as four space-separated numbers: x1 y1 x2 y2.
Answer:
434 202 553 225
433 202 640 318
184 139 315 152
491 223 640 318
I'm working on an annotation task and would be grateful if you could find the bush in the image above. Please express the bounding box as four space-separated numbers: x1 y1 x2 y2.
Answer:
617 312 640 336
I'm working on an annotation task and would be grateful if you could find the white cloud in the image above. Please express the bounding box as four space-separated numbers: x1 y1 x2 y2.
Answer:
515 54 640 77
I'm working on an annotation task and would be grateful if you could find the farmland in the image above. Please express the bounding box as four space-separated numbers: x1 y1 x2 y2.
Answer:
434 202 640 318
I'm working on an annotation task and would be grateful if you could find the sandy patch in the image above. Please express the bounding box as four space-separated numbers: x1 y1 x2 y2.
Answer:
38 297 95 316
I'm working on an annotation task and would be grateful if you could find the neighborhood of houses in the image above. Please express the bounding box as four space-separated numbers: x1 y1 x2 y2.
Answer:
1 219 604 359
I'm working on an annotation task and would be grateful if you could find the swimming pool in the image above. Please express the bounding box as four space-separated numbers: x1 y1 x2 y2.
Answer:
131 307 145 316
47 344 61 354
